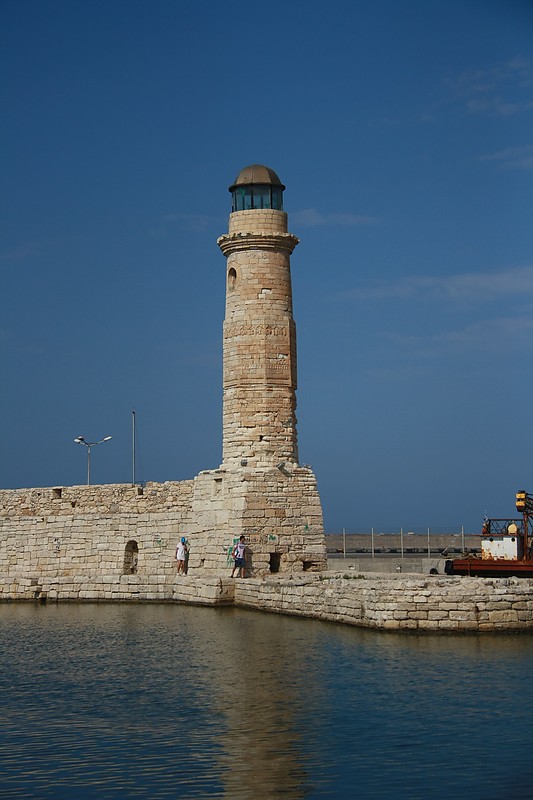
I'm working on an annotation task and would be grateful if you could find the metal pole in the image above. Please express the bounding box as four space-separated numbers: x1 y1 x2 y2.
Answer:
371 527 375 559
87 445 91 486
132 410 136 486
400 527 404 559
461 525 465 552
427 527 431 558
343 527 346 559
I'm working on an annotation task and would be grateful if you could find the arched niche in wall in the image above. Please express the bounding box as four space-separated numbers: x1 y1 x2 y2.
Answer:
123 540 139 574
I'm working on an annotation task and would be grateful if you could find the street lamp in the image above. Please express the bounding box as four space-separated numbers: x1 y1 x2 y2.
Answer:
74 435 112 485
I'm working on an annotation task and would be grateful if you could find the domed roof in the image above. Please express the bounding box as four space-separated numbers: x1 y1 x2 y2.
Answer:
229 164 285 192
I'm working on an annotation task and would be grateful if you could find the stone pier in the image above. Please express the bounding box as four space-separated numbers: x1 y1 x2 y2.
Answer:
2 569 533 633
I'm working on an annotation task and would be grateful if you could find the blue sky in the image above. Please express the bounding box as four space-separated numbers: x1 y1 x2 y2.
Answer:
1 0 532 533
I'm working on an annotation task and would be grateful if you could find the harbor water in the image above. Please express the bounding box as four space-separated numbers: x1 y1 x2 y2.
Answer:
1 603 532 799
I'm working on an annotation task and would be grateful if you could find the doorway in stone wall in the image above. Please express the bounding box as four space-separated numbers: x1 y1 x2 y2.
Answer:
269 552 281 573
123 540 139 574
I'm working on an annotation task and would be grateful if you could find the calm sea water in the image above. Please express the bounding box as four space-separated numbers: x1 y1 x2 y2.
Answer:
0 603 532 799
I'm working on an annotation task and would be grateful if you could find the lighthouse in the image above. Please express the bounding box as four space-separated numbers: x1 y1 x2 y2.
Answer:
188 165 327 576
218 165 299 468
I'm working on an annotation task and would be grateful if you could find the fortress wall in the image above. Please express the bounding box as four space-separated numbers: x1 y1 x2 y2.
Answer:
0 512 187 581
0 481 194 517
0 482 195 589
0 470 328 589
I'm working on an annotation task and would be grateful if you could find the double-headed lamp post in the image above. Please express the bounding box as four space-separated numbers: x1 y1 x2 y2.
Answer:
74 436 112 485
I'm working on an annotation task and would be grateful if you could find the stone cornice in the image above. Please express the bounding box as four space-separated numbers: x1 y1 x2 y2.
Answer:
217 231 299 256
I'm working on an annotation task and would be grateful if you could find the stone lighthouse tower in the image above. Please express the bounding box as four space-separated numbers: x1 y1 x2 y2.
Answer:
218 164 299 469
188 165 327 576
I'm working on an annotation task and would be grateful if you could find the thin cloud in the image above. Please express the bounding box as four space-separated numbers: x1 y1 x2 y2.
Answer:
163 213 213 232
368 112 436 129
341 265 533 303
0 243 44 262
387 314 533 357
150 213 215 237
445 57 533 117
479 145 533 170
292 208 379 227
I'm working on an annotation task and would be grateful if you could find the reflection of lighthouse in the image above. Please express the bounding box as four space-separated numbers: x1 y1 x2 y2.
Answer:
218 165 299 469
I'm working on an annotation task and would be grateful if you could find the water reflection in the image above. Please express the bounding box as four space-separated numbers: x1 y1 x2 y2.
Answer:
204 610 311 798
1 603 532 799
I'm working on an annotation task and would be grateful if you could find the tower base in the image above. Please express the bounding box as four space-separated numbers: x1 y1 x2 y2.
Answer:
187 464 327 576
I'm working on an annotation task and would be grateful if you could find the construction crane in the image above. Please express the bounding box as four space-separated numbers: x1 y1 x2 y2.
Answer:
515 489 533 557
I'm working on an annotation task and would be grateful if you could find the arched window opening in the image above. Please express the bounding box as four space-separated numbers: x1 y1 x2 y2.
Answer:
123 540 139 574
228 268 237 290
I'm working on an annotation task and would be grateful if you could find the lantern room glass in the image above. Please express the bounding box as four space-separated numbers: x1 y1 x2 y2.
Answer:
231 184 283 212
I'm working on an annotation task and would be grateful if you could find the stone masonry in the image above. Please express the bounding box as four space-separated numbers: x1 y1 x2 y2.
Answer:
232 573 533 632
218 208 299 467
0 483 192 587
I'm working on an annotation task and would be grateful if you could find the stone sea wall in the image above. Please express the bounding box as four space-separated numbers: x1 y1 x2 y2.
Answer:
2 569 533 633
232 573 533 632
0 573 233 605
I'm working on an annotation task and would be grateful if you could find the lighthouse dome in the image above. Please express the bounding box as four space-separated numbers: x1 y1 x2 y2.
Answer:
229 164 285 191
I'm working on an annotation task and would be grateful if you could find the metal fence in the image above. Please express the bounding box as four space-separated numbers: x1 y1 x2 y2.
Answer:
326 527 475 559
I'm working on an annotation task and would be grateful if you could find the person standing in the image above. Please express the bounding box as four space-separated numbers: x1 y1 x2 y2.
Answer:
175 537 188 575
231 535 246 578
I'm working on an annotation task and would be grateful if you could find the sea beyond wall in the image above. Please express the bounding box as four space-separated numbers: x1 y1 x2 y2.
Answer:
2 571 533 633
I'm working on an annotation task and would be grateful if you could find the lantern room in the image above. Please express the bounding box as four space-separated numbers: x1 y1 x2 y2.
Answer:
229 164 285 212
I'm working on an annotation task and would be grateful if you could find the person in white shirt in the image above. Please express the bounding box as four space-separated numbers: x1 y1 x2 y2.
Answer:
175 537 188 574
